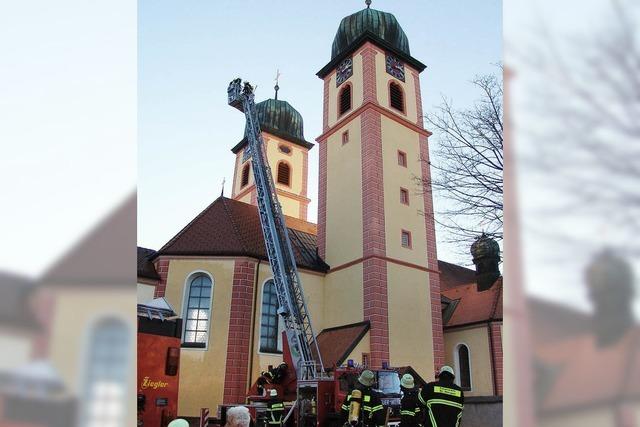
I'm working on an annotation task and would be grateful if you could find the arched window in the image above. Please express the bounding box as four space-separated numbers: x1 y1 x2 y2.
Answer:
455 343 472 391
339 84 352 116
277 162 291 186
260 279 280 353
82 317 130 427
241 163 250 187
389 81 404 112
183 273 213 348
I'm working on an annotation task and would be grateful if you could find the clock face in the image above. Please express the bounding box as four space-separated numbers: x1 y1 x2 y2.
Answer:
386 55 405 82
336 57 353 87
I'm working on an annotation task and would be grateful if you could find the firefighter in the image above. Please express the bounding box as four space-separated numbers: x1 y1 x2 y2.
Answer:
418 366 464 427
257 363 288 395
340 370 385 427
399 373 422 427
266 389 285 426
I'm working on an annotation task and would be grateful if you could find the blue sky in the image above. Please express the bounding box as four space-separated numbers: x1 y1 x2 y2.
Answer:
138 0 503 265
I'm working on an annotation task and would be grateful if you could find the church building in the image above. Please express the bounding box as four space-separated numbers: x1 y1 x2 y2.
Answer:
137 4 503 419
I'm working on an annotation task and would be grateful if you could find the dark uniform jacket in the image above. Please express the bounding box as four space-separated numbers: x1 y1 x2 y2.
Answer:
418 380 464 427
266 398 285 426
340 386 385 427
399 388 422 427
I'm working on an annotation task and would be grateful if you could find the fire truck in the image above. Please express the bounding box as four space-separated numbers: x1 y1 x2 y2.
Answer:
221 79 425 427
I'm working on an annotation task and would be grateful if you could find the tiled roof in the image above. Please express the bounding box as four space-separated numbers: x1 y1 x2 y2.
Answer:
536 327 640 413
156 197 329 273
316 321 370 369
438 260 476 290
42 193 136 285
441 277 502 327
137 247 160 281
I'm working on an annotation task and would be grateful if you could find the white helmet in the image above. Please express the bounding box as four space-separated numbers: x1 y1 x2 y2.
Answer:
438 365 455 377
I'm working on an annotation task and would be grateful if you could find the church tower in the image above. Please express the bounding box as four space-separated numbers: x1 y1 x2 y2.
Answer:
317 4 444 375
231 93 313 221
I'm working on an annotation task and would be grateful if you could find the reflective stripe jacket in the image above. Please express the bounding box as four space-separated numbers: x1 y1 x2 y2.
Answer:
340 387 385 427
418 381 464 427
266 399 285 426
400 388 422 427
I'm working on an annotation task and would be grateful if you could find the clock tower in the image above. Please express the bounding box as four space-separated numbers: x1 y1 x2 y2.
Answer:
316 5 444 375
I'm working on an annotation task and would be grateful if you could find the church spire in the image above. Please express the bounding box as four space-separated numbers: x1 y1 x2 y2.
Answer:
274 69 281 100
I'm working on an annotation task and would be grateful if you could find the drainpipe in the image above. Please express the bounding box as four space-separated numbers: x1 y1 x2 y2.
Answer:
247 259 261 396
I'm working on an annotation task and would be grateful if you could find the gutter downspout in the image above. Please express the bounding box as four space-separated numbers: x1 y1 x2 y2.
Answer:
247 259 261 396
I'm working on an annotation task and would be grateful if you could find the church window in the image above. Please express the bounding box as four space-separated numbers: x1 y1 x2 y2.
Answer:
401 230 412 248
339 84 352 116
277 162 291 186
398 150 407 167
400 188 409 205
278 144 292 155
241 163 250 187
260 279 280 353
390 82 405 113
342 130 349 145
182 273 213 348
82 317 129 427
455 343 472 391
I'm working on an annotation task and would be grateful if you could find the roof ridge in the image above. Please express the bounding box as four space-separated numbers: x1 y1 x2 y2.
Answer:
320 320 371 333
222 198 250 253
156 197 225 256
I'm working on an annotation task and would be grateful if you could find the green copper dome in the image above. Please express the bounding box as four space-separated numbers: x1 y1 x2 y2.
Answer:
331 8 410 60
233 98 312 153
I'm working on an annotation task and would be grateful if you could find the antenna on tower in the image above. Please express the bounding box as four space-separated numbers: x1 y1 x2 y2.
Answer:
274 69 281 100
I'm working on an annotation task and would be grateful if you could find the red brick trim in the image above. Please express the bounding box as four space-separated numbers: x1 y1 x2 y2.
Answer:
419 134 445 372
232 153 240 198
488 322 503 396
412 70 424 128
318 140 328 259
360 107 389 369
360 43 378 104
330 255 439 275
316 101 431 143
153 258 170 298
223 259 256 404
323 76 330 132
301 150 308 197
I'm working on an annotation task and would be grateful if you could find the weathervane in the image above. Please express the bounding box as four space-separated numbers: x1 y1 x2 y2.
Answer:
274 69 281 100
365 0 371 8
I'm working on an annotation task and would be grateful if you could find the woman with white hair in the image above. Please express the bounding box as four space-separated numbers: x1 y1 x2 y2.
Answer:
225 406 251 427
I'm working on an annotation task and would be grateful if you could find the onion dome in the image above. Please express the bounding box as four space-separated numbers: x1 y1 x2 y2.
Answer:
232 98 313 153
317 5 426 78
471 234 501 263
470 234 501 292
585 249 634 295
331 8 410 61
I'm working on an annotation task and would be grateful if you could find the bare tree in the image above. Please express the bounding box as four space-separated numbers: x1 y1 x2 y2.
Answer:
519 0 640 256
419 70 503 250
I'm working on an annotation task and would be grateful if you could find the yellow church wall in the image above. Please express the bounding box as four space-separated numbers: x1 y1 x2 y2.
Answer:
387 263 433 380
248 265 326 395
162 258 235 416
380 116 428 267
234 154 255 196
344 331 371 367
264 133 306 196
46 287 136 422
444 325 494 397
324 118 363 267
328 52 364 128
278 196 301 219
374 48 418 124
323 265 364 329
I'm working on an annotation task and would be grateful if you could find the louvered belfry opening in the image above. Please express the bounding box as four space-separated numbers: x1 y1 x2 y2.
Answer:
390 82 404 112
339 85 352 116
241 163 250 187
277 162 291 186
